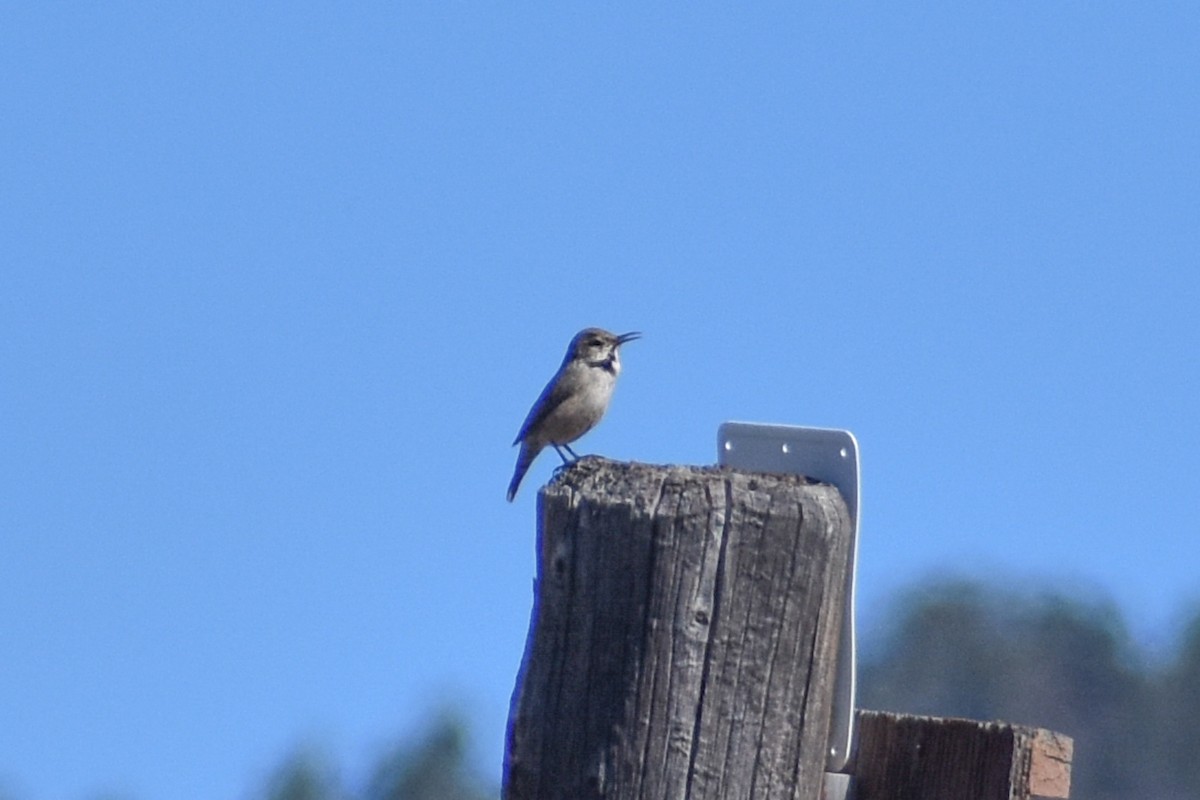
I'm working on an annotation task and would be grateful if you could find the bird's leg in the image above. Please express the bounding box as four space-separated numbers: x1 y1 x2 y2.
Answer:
550 443 585 478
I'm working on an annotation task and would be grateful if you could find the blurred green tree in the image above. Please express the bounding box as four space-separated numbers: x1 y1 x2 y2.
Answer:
365 713 495 800
257 712 495 800
261 748 343 800
859 580 1167 800
1159 611 1200 799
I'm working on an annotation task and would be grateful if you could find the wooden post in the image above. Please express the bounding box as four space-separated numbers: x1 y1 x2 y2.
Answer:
852 710 1073 800
503 457 853 800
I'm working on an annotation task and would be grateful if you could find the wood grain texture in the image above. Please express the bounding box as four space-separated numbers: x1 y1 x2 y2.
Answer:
853 711 1074 800
503 457 852 800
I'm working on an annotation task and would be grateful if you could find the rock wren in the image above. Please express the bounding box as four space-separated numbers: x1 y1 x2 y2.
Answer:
507 328 640 502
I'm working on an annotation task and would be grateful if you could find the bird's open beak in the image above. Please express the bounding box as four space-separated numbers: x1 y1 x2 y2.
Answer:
617 332 642 346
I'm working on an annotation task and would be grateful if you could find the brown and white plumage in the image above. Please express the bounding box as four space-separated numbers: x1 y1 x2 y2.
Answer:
507 328 640 501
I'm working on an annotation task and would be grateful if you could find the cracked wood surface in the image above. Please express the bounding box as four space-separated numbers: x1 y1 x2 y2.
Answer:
852 711 1074 800
503 458 852 800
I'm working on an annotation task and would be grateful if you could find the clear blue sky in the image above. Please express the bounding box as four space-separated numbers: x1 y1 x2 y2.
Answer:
2 4 1197 798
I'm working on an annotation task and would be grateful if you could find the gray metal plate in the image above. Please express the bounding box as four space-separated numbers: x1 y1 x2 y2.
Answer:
718 422 859 778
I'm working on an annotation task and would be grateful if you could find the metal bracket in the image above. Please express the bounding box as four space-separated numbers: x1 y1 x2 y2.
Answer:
718 422 859 792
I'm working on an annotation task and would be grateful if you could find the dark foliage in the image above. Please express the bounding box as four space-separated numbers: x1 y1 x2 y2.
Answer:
860 580 1195 800
257 713 496 800
364 713 495 800
262 749 343 800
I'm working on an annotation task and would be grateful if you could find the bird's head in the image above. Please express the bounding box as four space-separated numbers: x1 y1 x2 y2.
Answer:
568 328 641 373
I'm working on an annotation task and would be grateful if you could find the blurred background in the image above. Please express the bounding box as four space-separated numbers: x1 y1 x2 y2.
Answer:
2 4 1197 799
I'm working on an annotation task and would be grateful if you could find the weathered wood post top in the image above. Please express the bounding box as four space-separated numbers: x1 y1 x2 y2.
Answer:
504 456 853 799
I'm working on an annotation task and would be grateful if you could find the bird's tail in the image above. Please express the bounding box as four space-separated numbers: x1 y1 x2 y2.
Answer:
507 442 539 502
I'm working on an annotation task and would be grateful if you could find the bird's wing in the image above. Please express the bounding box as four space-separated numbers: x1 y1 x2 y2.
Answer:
513 371 572 445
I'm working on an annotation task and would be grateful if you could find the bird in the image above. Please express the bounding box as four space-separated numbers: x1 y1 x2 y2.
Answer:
507 327 640 501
